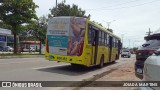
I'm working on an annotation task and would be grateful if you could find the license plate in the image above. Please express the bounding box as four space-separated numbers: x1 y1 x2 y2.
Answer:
136 68 142 74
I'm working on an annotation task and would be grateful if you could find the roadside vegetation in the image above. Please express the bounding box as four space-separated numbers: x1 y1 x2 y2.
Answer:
0 53 44 56
0 0 89 55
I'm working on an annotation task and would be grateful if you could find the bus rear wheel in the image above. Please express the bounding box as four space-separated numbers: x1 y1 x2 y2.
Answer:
98 55 104 68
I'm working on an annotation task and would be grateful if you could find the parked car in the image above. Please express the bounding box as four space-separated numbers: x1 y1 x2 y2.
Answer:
23 47 35 52
4 46 14 52
135 39 160 79
30 47 35 52
0 46 4 51
139 48 160 90
121 49 131 58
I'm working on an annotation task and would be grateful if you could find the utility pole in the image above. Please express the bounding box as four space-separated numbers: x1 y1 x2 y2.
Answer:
56 0 57 8
103 20 115 30
146 28 153 36
55 0 57 16
128 39 130 48
133 41 134 48
121 34 124 48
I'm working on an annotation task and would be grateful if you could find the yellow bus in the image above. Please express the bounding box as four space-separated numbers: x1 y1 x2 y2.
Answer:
45 16 121 68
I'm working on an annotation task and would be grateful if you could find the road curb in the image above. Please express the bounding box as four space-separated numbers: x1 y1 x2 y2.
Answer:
59 62 125 90
0 55 44 59
59 65 118 90
72 68 117 90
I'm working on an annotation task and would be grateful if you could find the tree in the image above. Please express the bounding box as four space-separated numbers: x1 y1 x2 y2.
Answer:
0 21 12 29
35 16 47 44
0 0 38 53
133 47 138 52
24 16 47 54
19 16 47 54
49 1 86 17
34 16 47 54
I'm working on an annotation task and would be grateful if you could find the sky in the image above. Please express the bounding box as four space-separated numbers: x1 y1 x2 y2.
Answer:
33 0 160 48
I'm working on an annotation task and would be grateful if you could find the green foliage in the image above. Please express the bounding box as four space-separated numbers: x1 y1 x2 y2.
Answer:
0 0 38 53
23 16 47 54
133 47 138 51
30 16 47 42
0 21 12 29
0 0 38 27
49 1 86 17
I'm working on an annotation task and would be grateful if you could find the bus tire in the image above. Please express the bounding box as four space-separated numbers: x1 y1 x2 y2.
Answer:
98 55 104 68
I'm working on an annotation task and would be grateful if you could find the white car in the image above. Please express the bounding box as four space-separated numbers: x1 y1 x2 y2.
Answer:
139 48 160 90
23 47 35 52
121 49 131 58
4 46 14 52
30 47 35 52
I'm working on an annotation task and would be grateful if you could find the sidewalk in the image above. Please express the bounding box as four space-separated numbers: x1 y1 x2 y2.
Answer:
0 52 44 59
0 55 44 59
0 51 40 54
78 58 140 90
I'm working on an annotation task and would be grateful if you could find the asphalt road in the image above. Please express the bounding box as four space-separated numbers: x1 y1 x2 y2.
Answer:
0 55 135 90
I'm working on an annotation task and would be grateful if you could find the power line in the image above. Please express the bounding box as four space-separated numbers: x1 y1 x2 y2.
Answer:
86 0 160 11
86 0 141 10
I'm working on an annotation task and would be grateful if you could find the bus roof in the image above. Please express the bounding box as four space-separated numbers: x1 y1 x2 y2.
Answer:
88 20 121 40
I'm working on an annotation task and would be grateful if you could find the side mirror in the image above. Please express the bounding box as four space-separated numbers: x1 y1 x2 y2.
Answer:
154 51 160 56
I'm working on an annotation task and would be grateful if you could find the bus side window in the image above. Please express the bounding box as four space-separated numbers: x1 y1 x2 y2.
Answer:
88 25 92 44
91 30 96 46
105 33 109 46
99 31 102 45
112 37 115 48
88 25 96 45
116 39 118 48
102 31 105 45
107 34 109 46
104 33 107 46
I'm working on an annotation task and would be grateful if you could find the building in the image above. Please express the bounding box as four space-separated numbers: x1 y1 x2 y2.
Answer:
20 41 41 51
0 28 12 47
144 28 160 41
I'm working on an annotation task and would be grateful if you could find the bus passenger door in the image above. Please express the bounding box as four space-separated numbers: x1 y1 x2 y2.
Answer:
91 29 98 65
109 36 113 62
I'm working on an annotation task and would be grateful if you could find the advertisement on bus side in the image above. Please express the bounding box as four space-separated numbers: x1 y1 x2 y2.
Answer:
47 17 86 56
